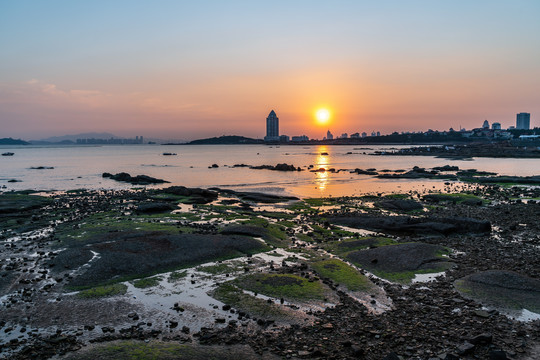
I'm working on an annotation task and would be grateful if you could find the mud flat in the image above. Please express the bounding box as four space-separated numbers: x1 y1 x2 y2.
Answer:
0 183 539 359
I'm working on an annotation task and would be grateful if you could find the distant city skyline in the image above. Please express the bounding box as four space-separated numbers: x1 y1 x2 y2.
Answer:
1 1 539 140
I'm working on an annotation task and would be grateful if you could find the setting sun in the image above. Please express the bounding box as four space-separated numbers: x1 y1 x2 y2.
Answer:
315 108 331 125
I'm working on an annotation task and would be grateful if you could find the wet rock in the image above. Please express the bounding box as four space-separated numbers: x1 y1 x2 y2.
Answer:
457 342 475 355
433 165 459 171
469 333 492 345
66 232 266 289
346 242 453 277
455 270 540 313
489 350 509 359
382 352 401 360
135 202 175 214
352 168 378 175
377 199 423 212
250 163 302 172
102 172 169 185
158 186 218 204
328 214 490 235
214 189 298 203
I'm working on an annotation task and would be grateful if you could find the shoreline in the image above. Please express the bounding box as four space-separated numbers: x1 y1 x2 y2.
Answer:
1 183 539 359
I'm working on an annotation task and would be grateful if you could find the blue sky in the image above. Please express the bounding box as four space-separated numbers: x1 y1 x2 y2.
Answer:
1 0 539 139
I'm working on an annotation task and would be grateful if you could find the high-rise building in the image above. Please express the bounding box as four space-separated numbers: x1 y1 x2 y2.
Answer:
264 110 279 141
492 122 501 130
482 120 489 129
516 112 530 130
326 130 333 140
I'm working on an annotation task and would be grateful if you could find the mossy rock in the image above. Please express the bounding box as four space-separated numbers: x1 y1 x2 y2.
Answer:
346 242 453 284
455 270 540 313
77 284 128 298
234 273 328 301
132 276 162 288
210 283 295 321
63 231 268 289
62 341 280 360
311 258 374 292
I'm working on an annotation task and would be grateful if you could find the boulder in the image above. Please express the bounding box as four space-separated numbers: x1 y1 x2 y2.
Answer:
328 215 490 236
136 202 176 214
377 199 423 211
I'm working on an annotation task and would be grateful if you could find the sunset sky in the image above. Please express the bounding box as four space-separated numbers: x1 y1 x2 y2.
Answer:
1 1 539 140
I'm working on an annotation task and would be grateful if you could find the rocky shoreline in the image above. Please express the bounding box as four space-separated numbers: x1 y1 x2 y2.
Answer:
0 181 539 359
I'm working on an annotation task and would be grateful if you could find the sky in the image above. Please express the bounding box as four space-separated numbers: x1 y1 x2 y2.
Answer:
1 0 539 141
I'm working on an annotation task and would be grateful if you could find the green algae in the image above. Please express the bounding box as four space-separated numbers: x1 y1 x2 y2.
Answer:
234 273 327 301
311 258 374 292
77 284 128 298
196 261 244 275
63 341 274 360
168 270 188 282
132 276 162 289
211 283 293 321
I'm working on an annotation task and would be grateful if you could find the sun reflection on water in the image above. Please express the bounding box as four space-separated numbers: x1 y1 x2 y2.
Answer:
315 146 330 192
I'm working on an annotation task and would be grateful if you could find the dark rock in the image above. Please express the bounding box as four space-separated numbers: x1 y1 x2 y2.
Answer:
102 172 169 185
457 342 475 355
469 333 492 345
346 242 452 275
455 270 540 313
159 186 218 204
328 214 490 235
433 165 459 171
377 199 423 211
489 350 509 360
250 163 302 172
214 189 298 203
136 202 175 214
382 352 401 360
352 168 378 175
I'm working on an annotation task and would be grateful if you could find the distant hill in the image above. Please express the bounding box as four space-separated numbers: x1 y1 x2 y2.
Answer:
186 135 263 145
35 132 118 143
0 137 29 145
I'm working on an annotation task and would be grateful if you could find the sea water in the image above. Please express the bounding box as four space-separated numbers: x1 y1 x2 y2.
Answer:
1 144 539 198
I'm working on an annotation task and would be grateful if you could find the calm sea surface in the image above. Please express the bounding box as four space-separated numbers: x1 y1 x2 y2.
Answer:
1 144 539 198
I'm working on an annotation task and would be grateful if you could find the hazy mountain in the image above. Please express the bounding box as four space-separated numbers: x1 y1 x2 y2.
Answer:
0 137 29 145
35 132 119 142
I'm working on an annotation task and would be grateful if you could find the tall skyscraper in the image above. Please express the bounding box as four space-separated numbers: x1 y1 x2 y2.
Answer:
264 110 279 141
326 130 333 140
516 112 530 130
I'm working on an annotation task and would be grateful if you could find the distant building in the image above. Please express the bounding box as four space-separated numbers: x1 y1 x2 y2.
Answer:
371 131 376 136
326 130 333 140
340 133 348 139
361 132 367 138
291 135 309 142
279 135 289 142
76 136 144 145
516 112 530 130
376 131 381 136
482 120 489 129
350 132 360 138
264 110 280 141
492 122 501 130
